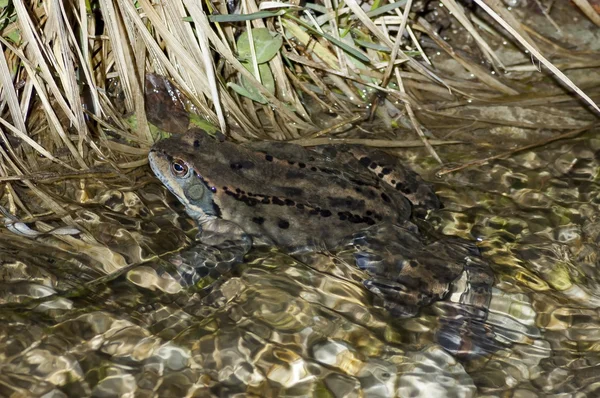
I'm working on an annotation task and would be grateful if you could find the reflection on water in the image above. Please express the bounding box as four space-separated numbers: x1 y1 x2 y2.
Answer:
1 135 600 396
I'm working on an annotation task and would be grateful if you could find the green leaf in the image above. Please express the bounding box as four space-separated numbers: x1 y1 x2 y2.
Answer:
237 28 283 64
366 0 407 18
148 123 172 141
241 62 275 95
188 114 219 133
125 114 138 130
208 10 286 22
227 82 268 104
5 29 20 44
283 14 370 63
354 39 390 52
304 3 327 13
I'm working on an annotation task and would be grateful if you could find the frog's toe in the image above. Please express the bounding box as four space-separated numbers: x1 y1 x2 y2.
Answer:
363 277 430 318
354 252 385 274
166 239 247 287
436 309 505 359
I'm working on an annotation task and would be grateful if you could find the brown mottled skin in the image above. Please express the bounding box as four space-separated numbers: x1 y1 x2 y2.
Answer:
149 129 440 251
149 129 493 327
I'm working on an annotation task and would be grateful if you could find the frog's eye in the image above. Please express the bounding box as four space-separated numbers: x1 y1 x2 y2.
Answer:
171 159 190 177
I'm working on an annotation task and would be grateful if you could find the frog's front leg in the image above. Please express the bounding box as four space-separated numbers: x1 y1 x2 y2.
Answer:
169 219 252 286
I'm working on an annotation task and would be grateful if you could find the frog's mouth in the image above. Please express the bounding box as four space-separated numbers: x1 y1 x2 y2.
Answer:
148 150 186 201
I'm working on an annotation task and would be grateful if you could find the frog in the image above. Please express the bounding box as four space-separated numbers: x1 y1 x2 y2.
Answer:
148 128 494 322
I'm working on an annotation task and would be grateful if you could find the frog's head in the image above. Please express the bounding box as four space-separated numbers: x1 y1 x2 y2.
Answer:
148 130 221 223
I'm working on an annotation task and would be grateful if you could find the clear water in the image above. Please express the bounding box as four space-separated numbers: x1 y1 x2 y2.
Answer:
1 134 600 396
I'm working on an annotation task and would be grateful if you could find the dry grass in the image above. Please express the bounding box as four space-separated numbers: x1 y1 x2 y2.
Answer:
0 0 598 223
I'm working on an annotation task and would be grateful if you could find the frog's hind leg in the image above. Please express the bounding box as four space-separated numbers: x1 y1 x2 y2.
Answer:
432 254 503 359
351 222 498 357
352 222 467 315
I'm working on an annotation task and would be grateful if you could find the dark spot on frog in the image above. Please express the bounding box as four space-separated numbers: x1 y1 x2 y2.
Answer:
252 216 265 225
339 211 356 222
351 214 365 223
378 173 384 178
224 190 258 207
272 197 285 206
278 219 290 229
287 160 295 165
320 209 332 217
309 208 320 216
366 210 373 216
193 139 200 148
319 167 336 175
391 179 396 185
241 196 258 206
230 160 255 170
296 203 305 210
261 197 270 204
284 199 295 206
369 162 378 169
298 162 306 168
338 211 376 225
310 167 317 172
395 181 413 194
409 260 419 268
381 168 392 175
359 157 371 167
381 193 391 203
265 154 273 162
